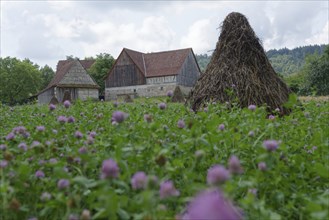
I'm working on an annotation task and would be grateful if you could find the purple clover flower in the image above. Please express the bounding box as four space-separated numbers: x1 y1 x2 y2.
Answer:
63 100 71 108
218 124 225 131
31 141 41 148
36 126 45 132
167 90 173 97
0 144 7 150
35 170 45 178
111 111 128 123
57 179 70 189
158 102 167 110
228 155 243 174
248 188 258 196
177 120 186 129
86 136 94 145
13 126 27 134
48 158 58 164
67 116 75 123
49 104 56 111
79 147 88 154
258 162 267 171
100 159 120 179
57 116 67 123
207 165 230 185
263 140 279 152
159 180 180 199
89 131 97 138
131 171 148 190
182 189 243 220
0 160 8 168
68 214 79 220
18 142 28 151
248 104 256 111
74 131 83 139
268 115 275 120
248 131 255 137
6 132 15 141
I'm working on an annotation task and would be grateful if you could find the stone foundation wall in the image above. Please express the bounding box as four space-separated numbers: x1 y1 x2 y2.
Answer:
105 83 192 100
78 88 99 100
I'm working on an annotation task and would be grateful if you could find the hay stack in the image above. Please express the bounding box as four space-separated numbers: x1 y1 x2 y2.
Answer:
172 86 185 103
187 12 292 114
49 95 59 105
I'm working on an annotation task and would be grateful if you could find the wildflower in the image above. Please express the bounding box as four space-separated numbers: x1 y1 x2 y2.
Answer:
52 129 58 134
177 119 185 129
31 141 41 148
68 214 79 220
49 104 56 111
218 124 225 131
36 126 45 132
67 116 75 123
0 144 7 150
28 217 37 220
207 165 230 185
248 131 255 137
86 136 94 145
40 192 52 201
167 90 173 97
74 131 83 139
131 171 148 190
57 179 70 189
13 126 27 134
258 162 267 171
268 115 275 120
181 189 243 220
57 116 67 123
204 107 209 112
49 158 58 164
18 142 28 151
158 102 167 110
113 101 119 107
0 160 8 168
248 188 258 196
74 157 81 164
79 147 88 154
111 111 128 123
6 132 15 141
22 132 30 138
144 114 153 123
35 170 45 178
63 100 71 108
194 150 205 161
101 159 119 179
159 180 180 199
263 140 279 152
39 160 46 165
248 104 256 111
228 155 243 174
89 131 97 138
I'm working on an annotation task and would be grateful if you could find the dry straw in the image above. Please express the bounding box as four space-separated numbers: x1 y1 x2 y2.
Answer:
187 12 292 114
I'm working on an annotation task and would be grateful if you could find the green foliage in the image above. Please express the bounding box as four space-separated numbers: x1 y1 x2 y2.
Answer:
195 54 211 73
87 53 115 95
0 98 328 219
39 65 55 90
0 57 42 105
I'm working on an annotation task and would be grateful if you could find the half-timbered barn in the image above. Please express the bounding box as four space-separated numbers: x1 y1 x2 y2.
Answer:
104 48 200 100
37 60 100 104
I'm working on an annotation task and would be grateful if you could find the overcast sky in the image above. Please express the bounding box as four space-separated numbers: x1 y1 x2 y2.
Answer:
1 1 328 70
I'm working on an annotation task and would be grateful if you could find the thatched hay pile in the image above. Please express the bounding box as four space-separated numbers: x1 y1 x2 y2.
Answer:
49 96 59 105
62 90 71 103
187 12 292 114
172 86 185 103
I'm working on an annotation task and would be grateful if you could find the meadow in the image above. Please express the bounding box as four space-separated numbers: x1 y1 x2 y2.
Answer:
0 97 328 220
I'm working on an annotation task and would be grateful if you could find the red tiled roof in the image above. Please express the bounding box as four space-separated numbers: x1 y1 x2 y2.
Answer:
123 48 194 77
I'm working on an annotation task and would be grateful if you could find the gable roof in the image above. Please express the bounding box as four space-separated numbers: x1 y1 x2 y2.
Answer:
105 48 200 79
38 60 98 95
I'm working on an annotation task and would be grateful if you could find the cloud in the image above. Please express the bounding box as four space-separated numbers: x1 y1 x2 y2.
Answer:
180 19 218 54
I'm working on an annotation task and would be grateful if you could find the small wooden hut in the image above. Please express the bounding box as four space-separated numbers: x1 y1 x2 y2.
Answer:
37 60 100 104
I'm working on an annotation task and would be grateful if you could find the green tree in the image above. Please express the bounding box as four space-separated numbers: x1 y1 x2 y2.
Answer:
0 57 42 105
305 46 329 95
87 53 115 95
39 65 55 90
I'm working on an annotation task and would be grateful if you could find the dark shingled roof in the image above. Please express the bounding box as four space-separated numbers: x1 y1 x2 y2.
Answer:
38 60 98 95
110 48 198 78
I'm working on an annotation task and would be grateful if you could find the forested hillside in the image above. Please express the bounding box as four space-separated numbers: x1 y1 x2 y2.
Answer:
196 44 328 75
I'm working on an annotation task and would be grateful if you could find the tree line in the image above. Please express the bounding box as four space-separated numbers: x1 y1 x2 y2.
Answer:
1 44 328 105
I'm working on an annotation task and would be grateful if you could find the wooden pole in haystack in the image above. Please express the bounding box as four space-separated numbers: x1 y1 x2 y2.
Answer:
187 12 292 114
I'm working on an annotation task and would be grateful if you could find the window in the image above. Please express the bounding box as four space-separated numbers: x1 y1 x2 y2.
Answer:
160 87 163 91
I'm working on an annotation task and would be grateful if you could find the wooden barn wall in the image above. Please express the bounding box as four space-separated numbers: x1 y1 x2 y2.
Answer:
106 51 145 87
176 52 200 87
57 87 78 102
38 88 54 104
